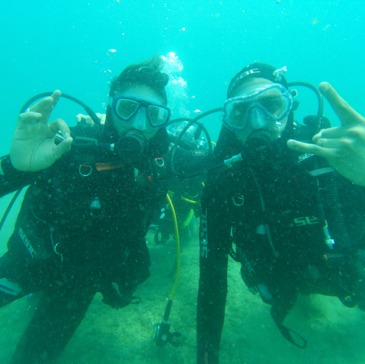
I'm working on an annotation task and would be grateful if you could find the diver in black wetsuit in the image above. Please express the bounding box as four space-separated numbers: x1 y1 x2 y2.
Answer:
0 56 171 363
196 62 365 363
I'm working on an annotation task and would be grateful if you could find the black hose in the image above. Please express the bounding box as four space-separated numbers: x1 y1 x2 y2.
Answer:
288 81 323 121
0 189 23 231
20 92 101 125
167 108 222 178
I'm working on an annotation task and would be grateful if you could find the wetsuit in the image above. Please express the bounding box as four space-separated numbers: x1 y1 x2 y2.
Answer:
0 124 169 363
197 128 365 363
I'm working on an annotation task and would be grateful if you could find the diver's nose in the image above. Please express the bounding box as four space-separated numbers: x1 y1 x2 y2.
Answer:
248 106 263 129
131 108 148 131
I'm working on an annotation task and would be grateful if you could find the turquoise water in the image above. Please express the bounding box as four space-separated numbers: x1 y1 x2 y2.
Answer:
1 1 365 152
1 1 365 363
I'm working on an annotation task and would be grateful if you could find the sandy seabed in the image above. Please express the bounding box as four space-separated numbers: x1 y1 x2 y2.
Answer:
0 195 365 364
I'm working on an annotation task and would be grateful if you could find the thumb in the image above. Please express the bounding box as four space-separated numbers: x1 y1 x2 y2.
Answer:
53 137 73 161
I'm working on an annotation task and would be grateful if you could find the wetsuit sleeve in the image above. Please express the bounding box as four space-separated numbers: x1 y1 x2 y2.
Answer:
197 179 231 364
0 155 37 197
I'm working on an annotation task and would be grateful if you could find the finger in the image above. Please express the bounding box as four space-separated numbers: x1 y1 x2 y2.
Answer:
53 137 73 161
287 139 328 157
48 118 71 138
41 90 61 120
314 124 365 146
29 96 54 114
75 114 84 123
19 111 42 119
50 90 62 107
75 113 91 124
315 137 351 149
29 90 61 119
319 82 365 126
17 111 43 125
313 126 348 141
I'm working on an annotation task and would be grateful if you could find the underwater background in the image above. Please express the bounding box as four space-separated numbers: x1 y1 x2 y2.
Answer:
1 1 365 363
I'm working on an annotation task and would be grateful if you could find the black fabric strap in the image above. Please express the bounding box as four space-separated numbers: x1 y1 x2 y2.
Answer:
0 155 36 197
271 305 307 348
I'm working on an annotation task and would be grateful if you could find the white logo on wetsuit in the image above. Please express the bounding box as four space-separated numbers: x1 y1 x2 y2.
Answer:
293 216 319 226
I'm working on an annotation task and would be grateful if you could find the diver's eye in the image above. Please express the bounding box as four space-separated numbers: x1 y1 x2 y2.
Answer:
233 107 243 118
259 96 283 116
226 103 248 129
115 99 140 120
232 103 247 118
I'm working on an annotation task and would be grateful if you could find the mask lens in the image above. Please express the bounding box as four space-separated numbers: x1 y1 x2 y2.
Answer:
224 101 250 130
223 84 292 130
256 88 289 119
147 105 170 127
115 98 139 120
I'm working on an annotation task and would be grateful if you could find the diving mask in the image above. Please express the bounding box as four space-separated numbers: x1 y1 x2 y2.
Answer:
111 96 171 128
223 84 293 131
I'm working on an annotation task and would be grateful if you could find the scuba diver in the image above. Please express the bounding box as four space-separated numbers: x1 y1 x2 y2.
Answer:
196 62 365 363
70 110 209 246
0 56 172 363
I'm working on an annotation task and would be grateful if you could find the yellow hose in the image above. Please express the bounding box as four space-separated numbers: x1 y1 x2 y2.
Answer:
180 196 198 204
166 193 181 301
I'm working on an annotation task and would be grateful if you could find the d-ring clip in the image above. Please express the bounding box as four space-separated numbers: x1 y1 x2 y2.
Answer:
79 164 93 177
232 194 245 207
